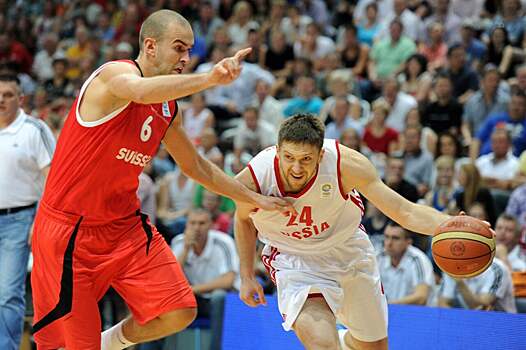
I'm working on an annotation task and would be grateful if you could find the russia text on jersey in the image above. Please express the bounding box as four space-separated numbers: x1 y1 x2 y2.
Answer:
280 221 330 240
115 147 152 167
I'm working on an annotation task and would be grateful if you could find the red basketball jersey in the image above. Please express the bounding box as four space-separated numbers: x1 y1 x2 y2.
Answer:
43 60 177 221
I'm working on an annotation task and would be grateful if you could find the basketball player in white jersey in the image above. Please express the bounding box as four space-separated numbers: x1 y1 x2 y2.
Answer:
234 114 464 350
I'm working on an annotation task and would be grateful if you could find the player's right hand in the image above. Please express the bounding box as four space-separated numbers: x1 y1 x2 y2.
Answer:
254 194 297 216
239 277 267 307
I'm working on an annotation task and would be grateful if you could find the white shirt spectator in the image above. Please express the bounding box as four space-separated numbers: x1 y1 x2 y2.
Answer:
377 9 424 42
476 152 519 181
325 118 364 140
377 245 435 304
251 94 284 128
32 49 64 82
233 119 277 156
171 230 240 296
0 109 55 208
354 0 394 25
440 258 517 313
508 245 526 271
293 35 336 61
162 168 195 212
384 92 418 132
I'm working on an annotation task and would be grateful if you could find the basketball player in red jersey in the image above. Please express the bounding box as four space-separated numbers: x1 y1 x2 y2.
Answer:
31 9 293 350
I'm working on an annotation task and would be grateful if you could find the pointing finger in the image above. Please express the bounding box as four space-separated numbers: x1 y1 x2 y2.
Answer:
234 47 252 63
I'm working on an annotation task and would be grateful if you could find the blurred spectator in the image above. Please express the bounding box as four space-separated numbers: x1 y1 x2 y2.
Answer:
114 42 133 60
377 222 435 305
451 0 484 19
297 0 330 28
233 106 277 162
251 79 284 128
486 26 515 78
32 33 63 82
506 181 526 227
157 167 195 236
199 189 233 234
193 1 224 49
340 127 364 152
476 128 519 191
384 155 419 202
377 0 424 41
378 77 417 133
356 2 381 47
325 97 364 139
259 30 295 77
227 1 259 46
470 90 526 158
43 56 75 100
319 74 362 123
397 54 433 104
419 22 448 72
354 0 395 26
293 22 336 63
422 0 462 45
434 132 467 172
171 209 239 350
467 201 490 221
0 75 55 349
495 214 526 271
137 168 156 225
183 93 215 144
402 125 435 196
485 0 526 47
445 44 480 104
369 19 417 83
363 204 389 252
421 72 463 135
363 99 400 155
280 4 313 44
404 108 437 155
509 64 526 92
423 156 456 212
459 19 487 71
439 258 516 312
283 76 323 117
337 23 369 78
65 25 92 80
0 32 33 74
94 12 116 43
453 163 496 225
462 64 510 144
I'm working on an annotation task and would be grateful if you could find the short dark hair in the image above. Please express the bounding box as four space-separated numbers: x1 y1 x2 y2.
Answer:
386 220 412 239
278 114 325 150
447 43 464 57
0 74 20 86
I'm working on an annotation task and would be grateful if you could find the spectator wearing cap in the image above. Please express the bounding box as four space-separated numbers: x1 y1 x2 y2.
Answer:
445 44 480 104
0 75 55 349
470 89 526 159
460 18 487 71
462 64 510 144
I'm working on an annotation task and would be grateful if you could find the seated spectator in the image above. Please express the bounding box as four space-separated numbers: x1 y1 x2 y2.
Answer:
453 163 497 225
0 31 33 74
182 93 215 144
445 44 480 104
259 30 295 78
470 89 526 159
43 56 75 100
369 19 417 83
423 155 457 212
233 106 277 160
337 23 369 78
283 76 323 117
434 132 463 162
439 258 516 313
467 201 490 222
293 22 336 63
476 127 519 191
363 99 400 155
397 53 433 104
379 77 418 133
251 79 284 128
192 1 224 50
319 74 362 123
509 64 526 93
340 127 363 152
171 209 239 350
198 128 223 161
462 64 510 145
495 214 526 272
377 222 435 305
459 19 487 72
506 181 526 227
422 0 462 45
151 145 175 179
419 22 448 72
376 0 424 42
325 97 364 139
484 0 526 48
384 155 420 203
32 32 63 82
199 190 233 234
356 2 381 47
363 204 389 253
421 72 463 135
404 108 437 155
156 167 195 236
486 25 516 79
402 125 435 197
227 1 259 47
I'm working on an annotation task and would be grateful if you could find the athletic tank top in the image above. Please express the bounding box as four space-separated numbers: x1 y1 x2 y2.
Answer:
248 139 366 255
42 60 177 221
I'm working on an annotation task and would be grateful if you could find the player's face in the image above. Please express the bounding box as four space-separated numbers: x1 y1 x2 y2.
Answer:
0 81 22 120
277 142 323 193
155 23 194 75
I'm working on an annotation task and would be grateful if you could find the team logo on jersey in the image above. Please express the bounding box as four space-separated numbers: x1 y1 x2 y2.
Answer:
321 183 333 199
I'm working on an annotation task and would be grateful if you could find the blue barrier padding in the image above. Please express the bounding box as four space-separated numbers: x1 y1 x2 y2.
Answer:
222 293 526 350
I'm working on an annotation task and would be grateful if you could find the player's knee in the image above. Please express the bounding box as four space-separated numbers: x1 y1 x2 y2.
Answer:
351 336 388 350
295 323 338 349
159 307 197 333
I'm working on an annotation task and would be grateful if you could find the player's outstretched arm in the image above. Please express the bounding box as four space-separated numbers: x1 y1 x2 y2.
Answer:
234 168 267 307
102 48 252 105
339 145 451 236
162 114 293 213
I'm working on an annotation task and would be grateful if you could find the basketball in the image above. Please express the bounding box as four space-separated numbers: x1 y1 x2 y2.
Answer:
432 216 496 278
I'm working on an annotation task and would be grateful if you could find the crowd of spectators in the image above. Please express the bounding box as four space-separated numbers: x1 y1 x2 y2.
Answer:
3 0 526 348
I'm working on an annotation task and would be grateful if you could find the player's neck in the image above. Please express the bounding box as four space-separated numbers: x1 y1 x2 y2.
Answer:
135 56 156 78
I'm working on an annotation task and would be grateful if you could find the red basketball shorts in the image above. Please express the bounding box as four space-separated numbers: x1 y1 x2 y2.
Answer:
31 202 196 350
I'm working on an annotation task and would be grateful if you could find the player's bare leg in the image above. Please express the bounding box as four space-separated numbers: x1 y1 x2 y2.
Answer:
292 296 341 350
340 329 388 350
102 307 196 349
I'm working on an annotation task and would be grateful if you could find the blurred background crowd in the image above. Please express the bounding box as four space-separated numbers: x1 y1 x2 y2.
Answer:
2 0 526 348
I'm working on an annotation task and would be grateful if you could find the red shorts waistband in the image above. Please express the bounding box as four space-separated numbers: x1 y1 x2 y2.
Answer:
38 201 141 227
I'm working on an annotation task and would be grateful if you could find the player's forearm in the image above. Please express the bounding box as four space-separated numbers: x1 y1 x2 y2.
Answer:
128 73 215 104
192 272 235 294
184 156 259 206
400 202 451 236
234 216 258 279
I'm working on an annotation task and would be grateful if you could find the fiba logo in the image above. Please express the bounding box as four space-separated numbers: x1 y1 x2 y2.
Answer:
450 241 466 257
320 183 333 199
140 116 154 142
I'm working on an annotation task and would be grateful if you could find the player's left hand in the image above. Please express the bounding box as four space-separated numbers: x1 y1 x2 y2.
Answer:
254 194 297 216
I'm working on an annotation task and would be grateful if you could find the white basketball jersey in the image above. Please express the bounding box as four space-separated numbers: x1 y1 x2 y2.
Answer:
248 139 366 255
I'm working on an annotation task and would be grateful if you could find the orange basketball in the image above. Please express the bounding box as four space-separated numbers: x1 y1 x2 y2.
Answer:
432 216 496 278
